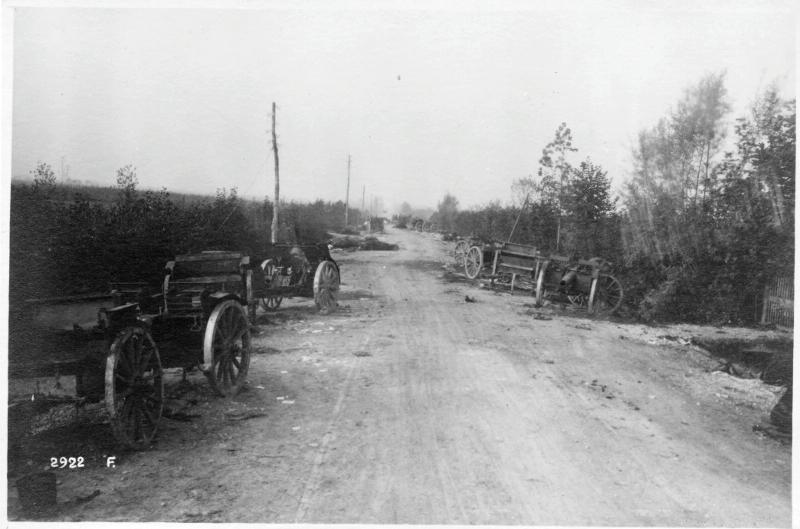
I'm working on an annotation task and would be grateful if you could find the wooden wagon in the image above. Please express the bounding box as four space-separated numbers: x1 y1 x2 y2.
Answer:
9 251 256 450
457 240 624 315
251 243 340 313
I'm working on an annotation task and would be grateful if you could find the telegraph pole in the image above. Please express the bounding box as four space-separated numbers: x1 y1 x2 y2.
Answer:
344 155 351 226
271 102 279 244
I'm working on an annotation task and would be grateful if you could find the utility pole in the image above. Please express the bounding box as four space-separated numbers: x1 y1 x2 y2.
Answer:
367 194 372 233
361 185 365 226
271 102 279 244
344 155 351 226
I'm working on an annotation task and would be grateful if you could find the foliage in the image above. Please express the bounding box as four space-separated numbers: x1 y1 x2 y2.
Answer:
490 125 618 259
115 164 138 200
622 72 730 264
430 193 459 232
31 162 57 193
620 77 794 323
9 175 356 303
440 79 793 325
560 160 619 258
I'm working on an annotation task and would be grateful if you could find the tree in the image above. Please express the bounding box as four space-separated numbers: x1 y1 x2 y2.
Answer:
621 77 794 323
562 160 617 256
31 162 56 193
433 193 459 232
116 164 138 202
623 72 731 264
538 122 578 251
733 85 795 230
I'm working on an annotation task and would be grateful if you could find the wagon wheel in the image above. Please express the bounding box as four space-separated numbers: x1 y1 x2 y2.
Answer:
464 246 483 279
259 295 283 311
588 274 624 315
453 240 469 266
314 260 340 313
105 326 164 450
203 300 251 396
535 265 547 305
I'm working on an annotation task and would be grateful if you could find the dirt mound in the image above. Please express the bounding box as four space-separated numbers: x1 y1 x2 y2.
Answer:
331 236 361 249
331 236 398 251
359 237 398 251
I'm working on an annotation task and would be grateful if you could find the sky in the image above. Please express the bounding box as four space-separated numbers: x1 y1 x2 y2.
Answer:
4 0 797 212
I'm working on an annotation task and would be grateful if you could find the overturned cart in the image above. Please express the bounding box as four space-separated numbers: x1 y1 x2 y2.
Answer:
460 241 624 315
9 251 255 450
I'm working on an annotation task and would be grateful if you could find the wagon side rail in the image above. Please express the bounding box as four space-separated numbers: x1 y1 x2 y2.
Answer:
163 252 252 316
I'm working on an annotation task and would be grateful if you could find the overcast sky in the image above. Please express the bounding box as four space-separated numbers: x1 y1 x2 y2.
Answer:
7 1 797 211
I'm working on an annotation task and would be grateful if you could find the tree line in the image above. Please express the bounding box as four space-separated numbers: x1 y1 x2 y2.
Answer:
9 165 360 303
425 74 794 324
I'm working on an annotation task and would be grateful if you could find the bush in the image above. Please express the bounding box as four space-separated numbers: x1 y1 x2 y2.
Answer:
9 181 354 301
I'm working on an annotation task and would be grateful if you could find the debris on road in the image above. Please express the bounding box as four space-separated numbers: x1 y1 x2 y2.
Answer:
224 410 268 421
465 295 477 303
73 490 101 506
527 311 552 320
360 237 399 251
162 409 201 422
752 423 791 443
658 335 691 346
331 235 399 251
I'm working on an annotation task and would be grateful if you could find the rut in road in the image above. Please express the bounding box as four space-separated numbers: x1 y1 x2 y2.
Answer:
289 232 789 526
292 253 648 524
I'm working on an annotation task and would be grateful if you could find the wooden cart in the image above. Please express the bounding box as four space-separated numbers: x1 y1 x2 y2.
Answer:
9 251 256 450
533 255 623 315
252 243 340 313
457 240 624 315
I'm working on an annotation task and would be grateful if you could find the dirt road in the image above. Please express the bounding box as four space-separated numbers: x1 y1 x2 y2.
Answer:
10 226 791 525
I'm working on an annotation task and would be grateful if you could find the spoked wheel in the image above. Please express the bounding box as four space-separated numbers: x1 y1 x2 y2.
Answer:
314 260 340 313
106 326 164 450
453 240 469 266
203 300 251 396
259 295 283 311
588 274 624 315
464 246 483 279
535 266 547 305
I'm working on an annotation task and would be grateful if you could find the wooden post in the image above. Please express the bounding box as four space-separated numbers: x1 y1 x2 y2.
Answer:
344 155 351 227
271 102 279 244
507 194 530 243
